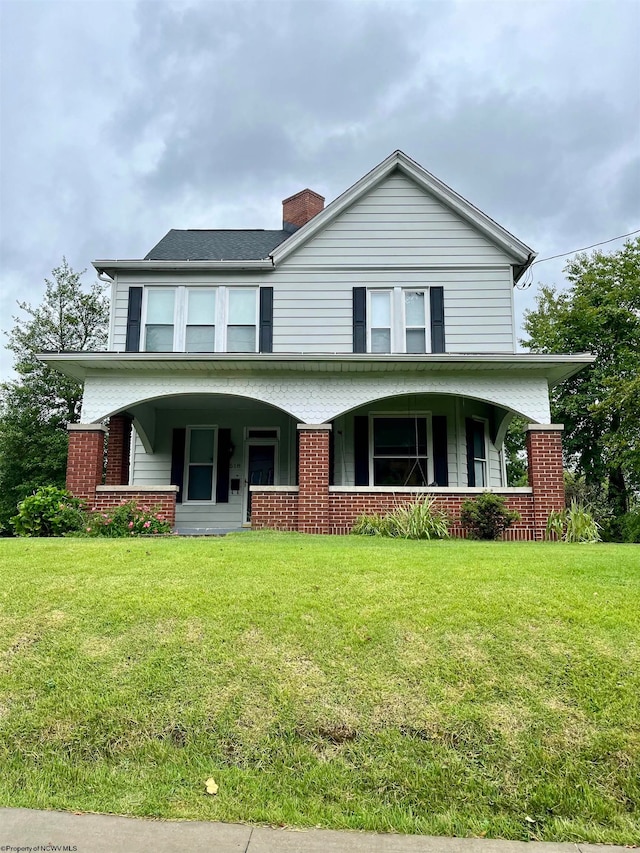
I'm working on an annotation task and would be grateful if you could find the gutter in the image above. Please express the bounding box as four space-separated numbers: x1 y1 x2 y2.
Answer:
92 259 274 278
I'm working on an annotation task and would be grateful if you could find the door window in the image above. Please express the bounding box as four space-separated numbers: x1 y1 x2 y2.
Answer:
246 444 275 521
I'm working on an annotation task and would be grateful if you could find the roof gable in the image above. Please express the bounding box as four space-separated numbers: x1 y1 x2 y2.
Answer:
270 151 535 267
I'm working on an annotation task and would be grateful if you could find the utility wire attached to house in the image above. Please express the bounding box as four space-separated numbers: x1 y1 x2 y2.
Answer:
516 227 640 289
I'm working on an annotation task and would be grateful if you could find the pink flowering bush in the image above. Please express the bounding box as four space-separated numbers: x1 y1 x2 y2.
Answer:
83 501 171 537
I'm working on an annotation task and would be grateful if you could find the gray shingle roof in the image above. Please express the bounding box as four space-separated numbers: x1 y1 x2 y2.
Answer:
145 229 292 261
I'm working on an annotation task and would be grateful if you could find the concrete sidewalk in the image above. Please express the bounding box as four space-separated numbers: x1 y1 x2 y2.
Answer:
0 809 632 853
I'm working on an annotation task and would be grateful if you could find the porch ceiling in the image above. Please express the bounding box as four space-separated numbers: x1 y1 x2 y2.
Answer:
39 351 594 387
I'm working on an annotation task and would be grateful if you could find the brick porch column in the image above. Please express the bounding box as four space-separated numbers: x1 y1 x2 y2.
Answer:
105 414 132 486
66 424 107 505
526 424 565 540
297 423 331 534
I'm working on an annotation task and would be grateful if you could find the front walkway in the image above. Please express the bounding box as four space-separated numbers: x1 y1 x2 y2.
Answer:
0 808 629 853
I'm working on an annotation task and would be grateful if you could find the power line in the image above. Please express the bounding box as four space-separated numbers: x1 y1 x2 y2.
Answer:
531 228 640 266
516 227 640 290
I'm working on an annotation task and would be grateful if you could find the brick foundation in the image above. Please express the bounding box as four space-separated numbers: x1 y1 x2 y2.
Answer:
105 414 132 486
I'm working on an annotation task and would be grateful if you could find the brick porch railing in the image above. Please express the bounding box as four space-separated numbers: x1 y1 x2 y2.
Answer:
251 486 536 539
67 422 178 525
66 421 564 539
251 423 565 540
93 486 179 526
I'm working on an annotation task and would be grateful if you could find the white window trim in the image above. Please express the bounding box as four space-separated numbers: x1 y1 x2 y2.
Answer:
244 426 281 440
369 412 434 487
366 287 431 354
183 425 218 504
141 286 259 354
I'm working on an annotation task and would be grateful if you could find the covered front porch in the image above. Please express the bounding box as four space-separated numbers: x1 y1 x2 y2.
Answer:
49 352 590 538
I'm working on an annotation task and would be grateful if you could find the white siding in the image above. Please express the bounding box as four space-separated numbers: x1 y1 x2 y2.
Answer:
109 170 519 355
112 274 131 352
286 172 515 266
271 267 515 354
454 400 503 488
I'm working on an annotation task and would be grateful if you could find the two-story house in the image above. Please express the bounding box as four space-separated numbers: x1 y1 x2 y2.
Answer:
43 151 592 537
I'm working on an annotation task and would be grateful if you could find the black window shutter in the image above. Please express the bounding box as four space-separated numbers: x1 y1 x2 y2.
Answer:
432 415 449 486
216 428 232 503
465 418 476 487
259 287 274 353
430 286 445 353
353 287 366 353
329 423 335 486
125 287 143 352
354 415 369 486
170 428 186 503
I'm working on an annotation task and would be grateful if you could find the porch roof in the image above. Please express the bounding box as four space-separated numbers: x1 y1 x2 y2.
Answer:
39 351 594 387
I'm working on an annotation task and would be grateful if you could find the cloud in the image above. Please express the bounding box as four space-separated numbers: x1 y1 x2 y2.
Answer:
108 0 438 204
0 0 638 376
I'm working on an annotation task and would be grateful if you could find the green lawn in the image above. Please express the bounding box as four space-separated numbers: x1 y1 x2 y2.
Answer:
0 533 638 844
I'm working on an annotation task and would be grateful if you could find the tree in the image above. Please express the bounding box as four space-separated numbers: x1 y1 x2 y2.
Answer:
504 415 529 487
522 236 640 516
0 259 109 532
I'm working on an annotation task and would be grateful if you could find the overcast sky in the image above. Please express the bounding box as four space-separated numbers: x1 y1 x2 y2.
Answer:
1 0 638 379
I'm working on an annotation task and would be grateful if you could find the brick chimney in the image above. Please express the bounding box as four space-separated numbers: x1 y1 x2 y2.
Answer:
282 189 325 233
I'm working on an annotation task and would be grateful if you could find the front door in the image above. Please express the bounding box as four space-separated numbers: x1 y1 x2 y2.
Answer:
245 443 276 522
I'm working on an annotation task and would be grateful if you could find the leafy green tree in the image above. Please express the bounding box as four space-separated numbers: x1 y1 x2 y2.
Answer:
504 415 529 487
522 237 640 516
0 259 109 532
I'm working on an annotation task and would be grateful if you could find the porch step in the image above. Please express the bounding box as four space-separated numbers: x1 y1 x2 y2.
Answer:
173 526 246 536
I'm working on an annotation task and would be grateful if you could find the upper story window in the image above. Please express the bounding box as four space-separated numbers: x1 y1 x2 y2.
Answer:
404 291 427 353
186 289 216 352
141 287 258 353
227 288 258 353
369 291 392 353
366 288 430 354
145 289 176 352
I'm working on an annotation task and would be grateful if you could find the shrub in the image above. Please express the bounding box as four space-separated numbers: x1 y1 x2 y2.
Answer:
545 500 601 543
621 508 640 543
460 493 520 540
84 501 172 537
351 513 389 537
351 497 450 540
11 486 85 537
